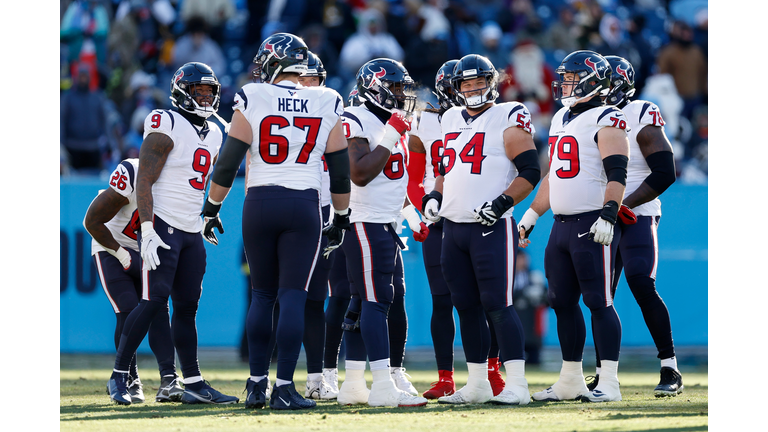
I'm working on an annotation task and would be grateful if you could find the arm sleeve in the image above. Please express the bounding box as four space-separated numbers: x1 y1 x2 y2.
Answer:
406 151 426 207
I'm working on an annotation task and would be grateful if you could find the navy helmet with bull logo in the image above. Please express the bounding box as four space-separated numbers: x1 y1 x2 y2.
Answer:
355 58 417 115
253 32 309 84
551 50 612 108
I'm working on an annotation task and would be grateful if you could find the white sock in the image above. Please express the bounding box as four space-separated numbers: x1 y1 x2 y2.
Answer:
344 360 366 382
307 373 322 382
369 358 390 372
560 360 584 378
661 357 678 371
504 359 525 380
467 362 488 384
372 368 394 384
183 375 203 385
323 368 337 373
599 360 619 382
249 375 267 383
595 367 601 376
275 378 291 387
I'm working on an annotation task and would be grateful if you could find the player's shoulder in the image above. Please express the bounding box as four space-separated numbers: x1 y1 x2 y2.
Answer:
495 100 530 115
341 106 373 138
591 104 627 125
441 106 463 123
143 109 176 137
109 158 139 195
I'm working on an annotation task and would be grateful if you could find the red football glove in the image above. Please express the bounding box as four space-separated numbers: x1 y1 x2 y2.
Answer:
412 221 429 242
618 204 637 225
386 112 412 135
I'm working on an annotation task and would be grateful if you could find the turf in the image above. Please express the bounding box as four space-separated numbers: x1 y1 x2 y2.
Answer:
61 353 707 432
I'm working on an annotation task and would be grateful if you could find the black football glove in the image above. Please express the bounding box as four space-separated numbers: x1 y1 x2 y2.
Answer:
322 208 351 259
201 197 224 245
473 194 514 226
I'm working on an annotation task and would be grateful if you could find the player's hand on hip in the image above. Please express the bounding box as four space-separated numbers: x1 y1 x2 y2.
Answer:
140 222 170 271
517 208 540 248
201 197 224 245
618 204 637 225
421 191 442 223
322 208 351 259
108 246 133 270
402 205 429 242
588 201 619 245
473 194 514 226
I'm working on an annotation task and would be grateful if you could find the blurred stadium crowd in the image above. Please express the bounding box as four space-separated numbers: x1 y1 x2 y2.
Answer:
60 0 707 182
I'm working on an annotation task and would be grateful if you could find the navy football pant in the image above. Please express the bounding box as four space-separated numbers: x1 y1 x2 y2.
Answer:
545 211 622 362
95 251 176 378
594 215 675 367
421 219 456 371
114 216 206 380
324 244 350 369
441 219 525 364
243 186 322 381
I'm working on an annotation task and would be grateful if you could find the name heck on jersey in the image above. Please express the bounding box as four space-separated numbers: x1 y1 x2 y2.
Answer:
277 97 309 113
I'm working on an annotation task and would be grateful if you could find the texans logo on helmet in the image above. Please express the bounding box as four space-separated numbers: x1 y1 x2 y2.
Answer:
350 89 359 97
436 72 445 83
364 67 388 89
174 70 184 84
264 35 288 60
584 57 608 80
615 64 631 82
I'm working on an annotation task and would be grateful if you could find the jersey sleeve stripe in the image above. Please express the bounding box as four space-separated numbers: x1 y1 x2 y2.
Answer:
236 89 248 111
335 96 341 114
342 112 364 130
597 107 620 123
164 110 175 129
507 105 523 120
119 160 136 192
639 102 652 123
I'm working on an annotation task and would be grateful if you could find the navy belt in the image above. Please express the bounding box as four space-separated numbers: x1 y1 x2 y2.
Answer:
553 210 601 222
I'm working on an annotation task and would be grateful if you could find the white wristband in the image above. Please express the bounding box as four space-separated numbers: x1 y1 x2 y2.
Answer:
334 207 350 216
520 208 540 226
401 205 422 231
207 196 222 206
378 124 402 153
141 221 155 235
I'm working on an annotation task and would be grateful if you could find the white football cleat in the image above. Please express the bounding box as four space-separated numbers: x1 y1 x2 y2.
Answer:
391 367 418 396
437 380 493 404
305 378 336 400
579 375 621 402
323 368 339 394
532 377 589 402
337 378 370 405
368 380 427 407
490 380 530 406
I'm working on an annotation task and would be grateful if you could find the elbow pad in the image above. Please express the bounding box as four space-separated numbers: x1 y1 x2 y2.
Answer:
644 151 676 194
513 149 541 188
325 147 351 194
211 135 251 188
603 154 629 185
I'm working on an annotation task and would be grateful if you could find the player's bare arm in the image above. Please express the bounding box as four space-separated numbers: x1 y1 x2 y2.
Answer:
623 125 676 209
84 188 130 251
501 126 540 205
597 126 630 206
518 173 551 247
209 110 252 203
136 133 174 224
348 137 390 186
408 134 426 153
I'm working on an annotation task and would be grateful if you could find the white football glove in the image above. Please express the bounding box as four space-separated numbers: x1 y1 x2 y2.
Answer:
106 246 132 270
588 217 615 246
401 204 429 242
517 208 540 248
140 222 171 271
423 198 440 223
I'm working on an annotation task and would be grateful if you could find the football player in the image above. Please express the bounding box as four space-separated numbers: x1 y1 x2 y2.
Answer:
423 54 540 405
517 50 630 403
84 159 183 404
106 62 239 406
582 55 681 397
203 33 351 410
335 58 428 408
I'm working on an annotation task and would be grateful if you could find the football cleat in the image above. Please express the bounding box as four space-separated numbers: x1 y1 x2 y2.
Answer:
181 381 240 405
306 377 337 400
391 368 418 396
437 380 493 405
488 388 522 405
156 374 184 402
127 377 145 403
490 378 530 405
585 375 599 392
423 370 456 399
107 372 132 405
654 367 684 397
323 368 339 394
488 358 505 397
337 378 370 405
532 377 590 402
579 375 621 403
270 383 317 410
368 380 428 407
245 378 269 409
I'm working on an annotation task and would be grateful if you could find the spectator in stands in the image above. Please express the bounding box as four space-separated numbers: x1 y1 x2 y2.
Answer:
474 21 512 73
496 0 543 40
402 0 451 88
120 70 167 135
656 20 707 123
171 16 226 76
60 0 110 71
60 64 110 173
574 0 605 49
512 248 548 365
179 0 236 44
300 24 340 84
338 7 404 82
540 4 578 54
589 13 643 82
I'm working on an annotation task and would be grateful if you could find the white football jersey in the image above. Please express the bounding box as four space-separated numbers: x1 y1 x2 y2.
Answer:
439 102 535 223
234 81 344 193
620 100 667 217
410 110 443 194
548 105 630 215
342 106 409 224
89 159 141 255
143 110 223 233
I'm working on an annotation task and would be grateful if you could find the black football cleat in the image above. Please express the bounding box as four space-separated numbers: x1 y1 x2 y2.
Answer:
127 377 145 403
181 381 240 405
156 374 184 402
245 378 269 409
108 372 132 405
269 382 317 410
585 375 599 392
654 367 683 397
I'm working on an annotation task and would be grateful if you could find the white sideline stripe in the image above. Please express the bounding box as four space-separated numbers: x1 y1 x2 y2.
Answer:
142 265 150 300
95 253 120 313
505 219 515 307
650 221 659 280
603 244 612 307
355 223 376 302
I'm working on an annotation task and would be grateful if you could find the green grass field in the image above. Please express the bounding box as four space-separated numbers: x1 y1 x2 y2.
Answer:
61 352 707 431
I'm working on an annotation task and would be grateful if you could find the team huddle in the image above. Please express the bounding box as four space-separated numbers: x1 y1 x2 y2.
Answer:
83 30 683 410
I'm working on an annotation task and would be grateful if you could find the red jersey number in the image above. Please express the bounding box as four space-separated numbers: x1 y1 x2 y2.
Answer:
189 148 212 190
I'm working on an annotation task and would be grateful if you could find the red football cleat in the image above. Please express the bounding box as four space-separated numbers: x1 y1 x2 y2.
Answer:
488 357 505 396
422 370 456 399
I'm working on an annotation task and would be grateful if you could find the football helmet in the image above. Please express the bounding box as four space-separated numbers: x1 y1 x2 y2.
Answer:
355 58 417 115
253 32 309 84
604 55 636 107
552 50 611 108
348 88 362 107
449 54 499 109
434 59 460 110
169 62 220 119
300 51 327 86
